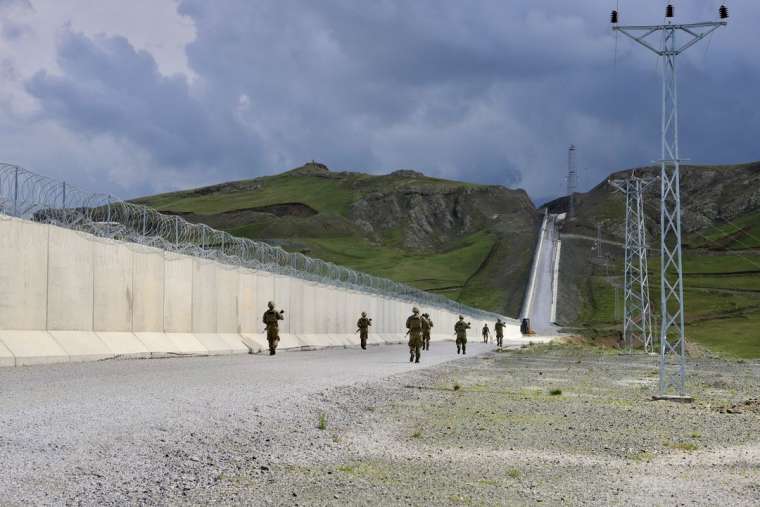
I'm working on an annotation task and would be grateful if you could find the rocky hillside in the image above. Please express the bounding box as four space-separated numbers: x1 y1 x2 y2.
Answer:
134 162 540 317
545 161 760 357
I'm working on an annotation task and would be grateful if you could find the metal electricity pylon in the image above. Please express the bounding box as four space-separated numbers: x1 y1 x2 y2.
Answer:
612 5 727 398
567 145 577 219
610 173 655 353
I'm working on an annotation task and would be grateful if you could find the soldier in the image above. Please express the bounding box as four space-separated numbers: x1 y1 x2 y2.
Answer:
495 318 506 348
454 315 471 355
482 323 491 344
262 301 284 356
356 311 372 350
406 307 424 363
421 312 434 351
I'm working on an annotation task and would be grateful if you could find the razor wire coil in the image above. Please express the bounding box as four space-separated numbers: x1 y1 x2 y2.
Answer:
0 163 513 323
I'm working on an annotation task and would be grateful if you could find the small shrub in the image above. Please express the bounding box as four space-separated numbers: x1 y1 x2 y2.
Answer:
664 440 698 452
549 388 562 396
318 413 327 430
411 429 422 439
507 468 521 479
453 383 461 391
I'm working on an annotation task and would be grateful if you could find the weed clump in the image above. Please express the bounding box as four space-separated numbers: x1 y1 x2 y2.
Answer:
549 388 562 396
453 383 461 391
507 468 521 479
318 413 327 430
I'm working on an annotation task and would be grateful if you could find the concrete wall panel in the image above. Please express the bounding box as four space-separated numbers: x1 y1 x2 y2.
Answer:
49 330 114 362
47 226 93 331
163 253 193 333
93 240 133 332
238 269 257 334
0 218 48 330
96 332 149 357
132 247 165 332
192 259 217 333
215 264 239 333
0 330 68 365
0 339 13 367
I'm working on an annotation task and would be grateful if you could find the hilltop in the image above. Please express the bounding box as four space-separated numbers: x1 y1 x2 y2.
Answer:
545 161 760 358
134 162 540 316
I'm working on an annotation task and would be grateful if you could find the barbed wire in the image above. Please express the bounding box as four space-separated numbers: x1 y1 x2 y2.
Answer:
0 163 514 323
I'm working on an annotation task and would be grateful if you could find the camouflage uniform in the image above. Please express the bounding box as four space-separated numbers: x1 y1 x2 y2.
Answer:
495 319 506 347
357 312 372 350
454 316 470 355
421 313 433 351
482 324 490 344
406 307 424 363
262 301 284 355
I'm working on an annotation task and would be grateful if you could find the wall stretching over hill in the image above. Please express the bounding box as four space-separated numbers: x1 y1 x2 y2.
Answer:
0 216 520 367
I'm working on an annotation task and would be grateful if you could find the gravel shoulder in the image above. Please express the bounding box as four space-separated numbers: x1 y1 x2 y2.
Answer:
2 342 759 505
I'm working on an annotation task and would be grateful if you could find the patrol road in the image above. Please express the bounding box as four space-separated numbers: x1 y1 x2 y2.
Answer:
0 340 518 503
527 214 560 335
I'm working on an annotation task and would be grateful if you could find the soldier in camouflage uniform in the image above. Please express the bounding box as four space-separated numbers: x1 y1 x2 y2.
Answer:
262 301 284 356
406 307 424 363
421 312 433 351
357 311 372 350
454 315 470 355
495 318 506 348
481 323 491 344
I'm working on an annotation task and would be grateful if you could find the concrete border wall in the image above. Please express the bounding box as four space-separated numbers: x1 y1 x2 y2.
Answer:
0 216 521 367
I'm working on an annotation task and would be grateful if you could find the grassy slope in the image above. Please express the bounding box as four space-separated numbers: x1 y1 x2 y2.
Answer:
137 168 533 315
557 166 760 358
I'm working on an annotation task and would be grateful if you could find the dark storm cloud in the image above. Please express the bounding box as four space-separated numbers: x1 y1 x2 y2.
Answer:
22 0 760 199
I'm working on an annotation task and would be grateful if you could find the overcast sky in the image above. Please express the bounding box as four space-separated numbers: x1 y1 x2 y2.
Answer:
0 0 757 203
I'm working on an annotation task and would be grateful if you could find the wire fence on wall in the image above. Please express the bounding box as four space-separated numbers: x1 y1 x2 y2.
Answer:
0 163 514 323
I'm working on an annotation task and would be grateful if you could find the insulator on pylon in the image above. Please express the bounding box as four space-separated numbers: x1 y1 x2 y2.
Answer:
719 5 729 19
611 10 619 24
666 4 674 18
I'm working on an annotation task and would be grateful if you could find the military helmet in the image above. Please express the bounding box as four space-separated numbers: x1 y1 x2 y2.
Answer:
267 301 275 309
458 315 464 320
361 311 367 317
412 307 420 314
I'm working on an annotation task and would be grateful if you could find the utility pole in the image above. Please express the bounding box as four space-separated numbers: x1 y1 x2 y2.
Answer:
611 4 728 399
567 145 577 219
595 223 603 260
610 173 655 353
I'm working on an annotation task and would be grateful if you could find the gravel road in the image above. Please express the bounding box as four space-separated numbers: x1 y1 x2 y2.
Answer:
3 340 756 506
0 340 500 505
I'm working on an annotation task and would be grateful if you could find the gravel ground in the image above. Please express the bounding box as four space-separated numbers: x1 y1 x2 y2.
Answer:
2 341 759 505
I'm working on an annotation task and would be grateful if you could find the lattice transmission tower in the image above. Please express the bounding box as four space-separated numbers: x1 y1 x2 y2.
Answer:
567 145 577 219
610 173 656 353
611 4 728 399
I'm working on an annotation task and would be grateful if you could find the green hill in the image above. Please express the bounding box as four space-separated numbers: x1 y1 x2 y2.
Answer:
546 161 760 358
134 162 540 316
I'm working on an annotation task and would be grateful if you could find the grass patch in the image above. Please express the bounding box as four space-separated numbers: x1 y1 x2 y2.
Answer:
318 413 327 431
664 440 699 452
548 388 563 396
506 468 521 479
411 429 423 439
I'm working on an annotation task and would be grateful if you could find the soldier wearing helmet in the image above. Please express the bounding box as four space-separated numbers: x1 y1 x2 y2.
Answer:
356 311 372 350
421 312 433 351
262 301 285 355
454 315 471 354
406 307 424 363
495 318 506 348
